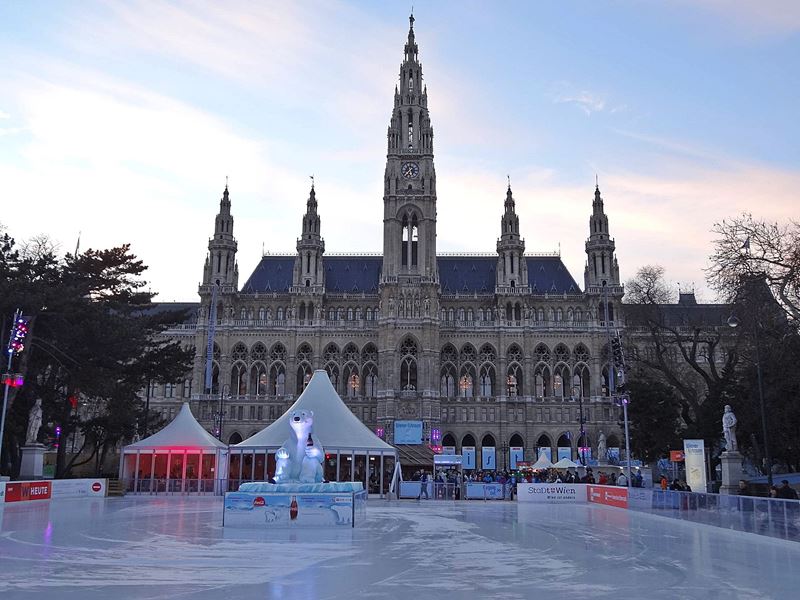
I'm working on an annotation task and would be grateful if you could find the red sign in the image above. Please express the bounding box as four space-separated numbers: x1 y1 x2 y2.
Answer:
5 481 52 502
670 451 685 462
587 485 628 509
91 482 102 492
253 496 265 507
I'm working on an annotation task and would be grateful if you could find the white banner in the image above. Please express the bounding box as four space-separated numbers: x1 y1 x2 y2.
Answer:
442 446 456 455
509 447 524 469
51 478 107 498
481 447 496 470
683 439 706 493
462 447 476 469
517 483 587 503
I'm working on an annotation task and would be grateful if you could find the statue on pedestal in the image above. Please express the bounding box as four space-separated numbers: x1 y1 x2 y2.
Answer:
597 431 607 462
722 404 738 453
26 399 43 445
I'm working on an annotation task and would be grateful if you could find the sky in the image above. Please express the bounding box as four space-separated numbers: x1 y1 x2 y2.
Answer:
1 1 798 302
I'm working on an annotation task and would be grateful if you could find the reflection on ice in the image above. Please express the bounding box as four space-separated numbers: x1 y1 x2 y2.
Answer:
0 496 798 599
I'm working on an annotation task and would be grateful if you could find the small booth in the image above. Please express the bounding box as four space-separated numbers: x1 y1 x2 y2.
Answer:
229 370 398 497
120 402 229 494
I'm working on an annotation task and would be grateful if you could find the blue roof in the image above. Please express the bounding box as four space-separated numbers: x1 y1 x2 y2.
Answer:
241 255 580 294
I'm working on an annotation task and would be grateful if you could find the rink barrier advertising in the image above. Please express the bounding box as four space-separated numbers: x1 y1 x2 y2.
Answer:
465 482 504 500
223 490 366 528
2 479 107 503
587 484 629 508
517 483 587 503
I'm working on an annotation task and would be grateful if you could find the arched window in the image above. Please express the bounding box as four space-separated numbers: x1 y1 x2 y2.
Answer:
538 308 545 321
276 307 284 321
363 363 378 397
347 307 354 320
440 365 456 397
448 308 454 321
411 214 418 267
479 364 494 397
399 338 418 390
507 363 522 397
258 307 265 321
240 308 247 320
459 371 474 398
297 363 312 394
467 308 474 321
328 308 336 321
401 214 409 266
365 308 372 321
458 308 465 321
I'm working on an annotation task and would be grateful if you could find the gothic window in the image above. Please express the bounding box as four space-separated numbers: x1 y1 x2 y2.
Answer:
507 363 522 397
440 308 446 321
408 75 413 91
556 308 563 321
410 215 419 267
479 344 496 364
553 364 569 399
448 308 454 321
366 308 372 320
325 363 340 391
534 343 551 363
270 343 286 363
401 215 409 267
265 307 272 321
182 379 191 398
574 344 590 363
343 363 359 397
507 344 523 364
240 308 247 320
355 307 362 320
258 307 265 321
323 343 340 364
250 362 267 396
408 121 413 148
534 365 550 398
231 343 248 362
440 344 457 364
337 307 344 320
164 383 175 398
328 308 336 321
575 308 582 322
361 343 378 365
363 363 378 396
459 344 477 364
277 307 284 321
347 308 354 320
299 303 306 321
458 308 465 321
270 364 285 396
479 364 494 397
230 363 246 396
467 309 474 322
567 308 574 321
399 338 418 390
440 365 456 397
538 308 545 321
572 365 590 398
459 372 474 398
554 344 570 363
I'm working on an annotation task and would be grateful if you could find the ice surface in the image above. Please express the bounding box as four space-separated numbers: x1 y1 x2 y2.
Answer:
0 496 798 599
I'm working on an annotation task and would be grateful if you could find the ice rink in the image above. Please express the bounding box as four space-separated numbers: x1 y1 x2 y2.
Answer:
1 496 798 599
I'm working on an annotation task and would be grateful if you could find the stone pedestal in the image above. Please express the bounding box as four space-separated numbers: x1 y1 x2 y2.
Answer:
19 444 45 480
719 451 744 495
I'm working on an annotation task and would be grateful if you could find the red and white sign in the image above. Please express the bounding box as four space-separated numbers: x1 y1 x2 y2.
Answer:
670 450 685 462
4 481 52 502
587 484 628 509
4 479 106 502
253 496 265 507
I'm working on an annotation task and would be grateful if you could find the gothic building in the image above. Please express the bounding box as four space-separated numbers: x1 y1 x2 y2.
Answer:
156 15 629 470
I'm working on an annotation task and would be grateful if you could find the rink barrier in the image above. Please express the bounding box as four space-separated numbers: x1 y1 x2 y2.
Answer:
1 478 107 503
517 483 588 503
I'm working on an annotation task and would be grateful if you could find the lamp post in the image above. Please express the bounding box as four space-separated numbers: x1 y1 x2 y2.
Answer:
574 394 587 466
727 312 772 487
603 281 631 488
215 383 230 442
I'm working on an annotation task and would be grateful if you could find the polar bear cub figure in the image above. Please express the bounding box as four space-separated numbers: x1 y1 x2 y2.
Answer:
274 409 325 483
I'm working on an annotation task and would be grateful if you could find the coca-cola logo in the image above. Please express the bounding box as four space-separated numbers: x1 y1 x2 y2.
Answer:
91 482 102 492
253 496 265 507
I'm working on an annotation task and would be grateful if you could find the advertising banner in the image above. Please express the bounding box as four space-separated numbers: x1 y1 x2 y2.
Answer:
442 446 456 455
4 481 51 502
626 487 653 510
517 483 587 503
481 447 496 470
51 479 107 498
587 484 628 509
607 448 620 464
394 420 423 444
462 447 476 470
557 447 572 461
536 447 552 461
670 450 685 462
509 447 524 469
224 491 361 528
465 482 504 500
683 439 706 493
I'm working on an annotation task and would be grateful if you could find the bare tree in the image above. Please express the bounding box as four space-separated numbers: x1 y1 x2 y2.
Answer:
708 214 800 322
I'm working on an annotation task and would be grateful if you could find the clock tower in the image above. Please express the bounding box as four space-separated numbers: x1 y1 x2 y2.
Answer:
381 13 437 283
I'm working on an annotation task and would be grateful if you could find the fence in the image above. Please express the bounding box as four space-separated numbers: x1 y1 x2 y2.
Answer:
632 489 800 542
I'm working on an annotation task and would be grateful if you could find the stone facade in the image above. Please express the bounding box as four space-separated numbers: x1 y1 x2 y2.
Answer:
152 15 630 469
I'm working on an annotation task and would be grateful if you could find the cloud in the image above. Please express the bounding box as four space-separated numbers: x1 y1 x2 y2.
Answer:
0 109 10 119
551 82 607 116
683 0 800 38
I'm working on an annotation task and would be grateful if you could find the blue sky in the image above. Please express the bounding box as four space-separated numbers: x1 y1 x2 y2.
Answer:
1 1 798 301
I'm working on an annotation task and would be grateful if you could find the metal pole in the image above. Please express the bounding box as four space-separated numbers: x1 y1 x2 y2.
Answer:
0 309 20 469
603 282 631 487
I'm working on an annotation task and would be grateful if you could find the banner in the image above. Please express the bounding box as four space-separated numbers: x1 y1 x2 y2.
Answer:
224 491 363 527
393 420 423 444
683 439 706 493
509 447 524 469
587 484 628 509
462 447 476 469
670 450 685 462
557 447 572 461
517 483 587 503
607 448 620 465
442 446 456 455
481 446 496 470
4 481 51 502
536 447 552 461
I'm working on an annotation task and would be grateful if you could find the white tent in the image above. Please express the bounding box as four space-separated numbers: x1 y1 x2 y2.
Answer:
553 457 580 469
230 370 397 494
120 402 228 495
531 453 554 470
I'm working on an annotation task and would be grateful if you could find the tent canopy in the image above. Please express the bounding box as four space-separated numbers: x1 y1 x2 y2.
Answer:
553 457 580 469
236 370 395 453
124 402 227 451
531 453 554 470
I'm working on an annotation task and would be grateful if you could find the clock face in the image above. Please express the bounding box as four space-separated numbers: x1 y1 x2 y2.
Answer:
401 162 420 179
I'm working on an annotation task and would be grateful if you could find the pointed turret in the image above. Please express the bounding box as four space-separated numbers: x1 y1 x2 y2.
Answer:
293 181 325 292
496 181 528 292
584 181 622 298
202 182 238 288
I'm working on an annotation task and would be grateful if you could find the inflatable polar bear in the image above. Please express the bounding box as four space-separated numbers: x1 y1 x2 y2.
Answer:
273 409 325 483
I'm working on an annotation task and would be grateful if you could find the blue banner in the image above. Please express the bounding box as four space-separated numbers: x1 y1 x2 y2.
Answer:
462 447 476 469
509 447 524 469
393 420 423 444
557 447 572 461
537 447 552 461
482 447 496 470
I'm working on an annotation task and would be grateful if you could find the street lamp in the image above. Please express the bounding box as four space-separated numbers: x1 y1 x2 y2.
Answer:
215 383 230 442
574 394 587 466
727 311 772 487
